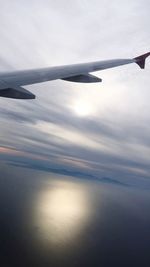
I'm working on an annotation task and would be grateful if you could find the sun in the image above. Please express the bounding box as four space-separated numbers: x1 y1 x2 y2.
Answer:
73 100 92 116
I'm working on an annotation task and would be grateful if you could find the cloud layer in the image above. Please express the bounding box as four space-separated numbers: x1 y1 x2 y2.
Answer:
0 0 150 185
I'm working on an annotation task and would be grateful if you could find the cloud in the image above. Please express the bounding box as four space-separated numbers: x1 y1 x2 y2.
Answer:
0 0 150 183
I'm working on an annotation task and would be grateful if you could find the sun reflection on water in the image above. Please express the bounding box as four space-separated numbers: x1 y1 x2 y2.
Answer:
33 179 91 247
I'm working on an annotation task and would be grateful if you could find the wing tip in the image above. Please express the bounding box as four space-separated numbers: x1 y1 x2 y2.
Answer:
134 52 150 69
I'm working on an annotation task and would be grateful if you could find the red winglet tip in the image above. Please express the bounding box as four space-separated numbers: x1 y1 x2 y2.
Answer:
134 52 150 69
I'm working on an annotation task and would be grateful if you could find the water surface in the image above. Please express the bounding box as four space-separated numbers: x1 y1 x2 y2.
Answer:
0 165 150 266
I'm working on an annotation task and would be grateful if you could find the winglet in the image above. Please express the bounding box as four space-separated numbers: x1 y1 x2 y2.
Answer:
134 52 150 69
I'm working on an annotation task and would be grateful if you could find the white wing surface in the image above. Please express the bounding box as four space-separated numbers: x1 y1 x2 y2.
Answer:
0 52 149 99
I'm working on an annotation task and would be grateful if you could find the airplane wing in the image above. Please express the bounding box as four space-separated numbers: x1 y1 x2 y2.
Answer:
0 52 149 99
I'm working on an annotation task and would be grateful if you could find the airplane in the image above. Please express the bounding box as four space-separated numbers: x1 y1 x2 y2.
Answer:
0 52 149 100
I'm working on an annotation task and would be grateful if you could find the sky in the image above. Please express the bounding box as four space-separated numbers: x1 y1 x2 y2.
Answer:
0 0 150 186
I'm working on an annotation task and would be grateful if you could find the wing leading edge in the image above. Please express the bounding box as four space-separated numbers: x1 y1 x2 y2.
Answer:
0 52 149 99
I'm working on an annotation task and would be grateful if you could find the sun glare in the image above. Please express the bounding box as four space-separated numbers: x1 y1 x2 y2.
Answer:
33 180 90 246
73 100 92 116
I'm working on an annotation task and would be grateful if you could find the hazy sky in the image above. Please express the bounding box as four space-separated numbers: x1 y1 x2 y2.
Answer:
0 0 150 184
